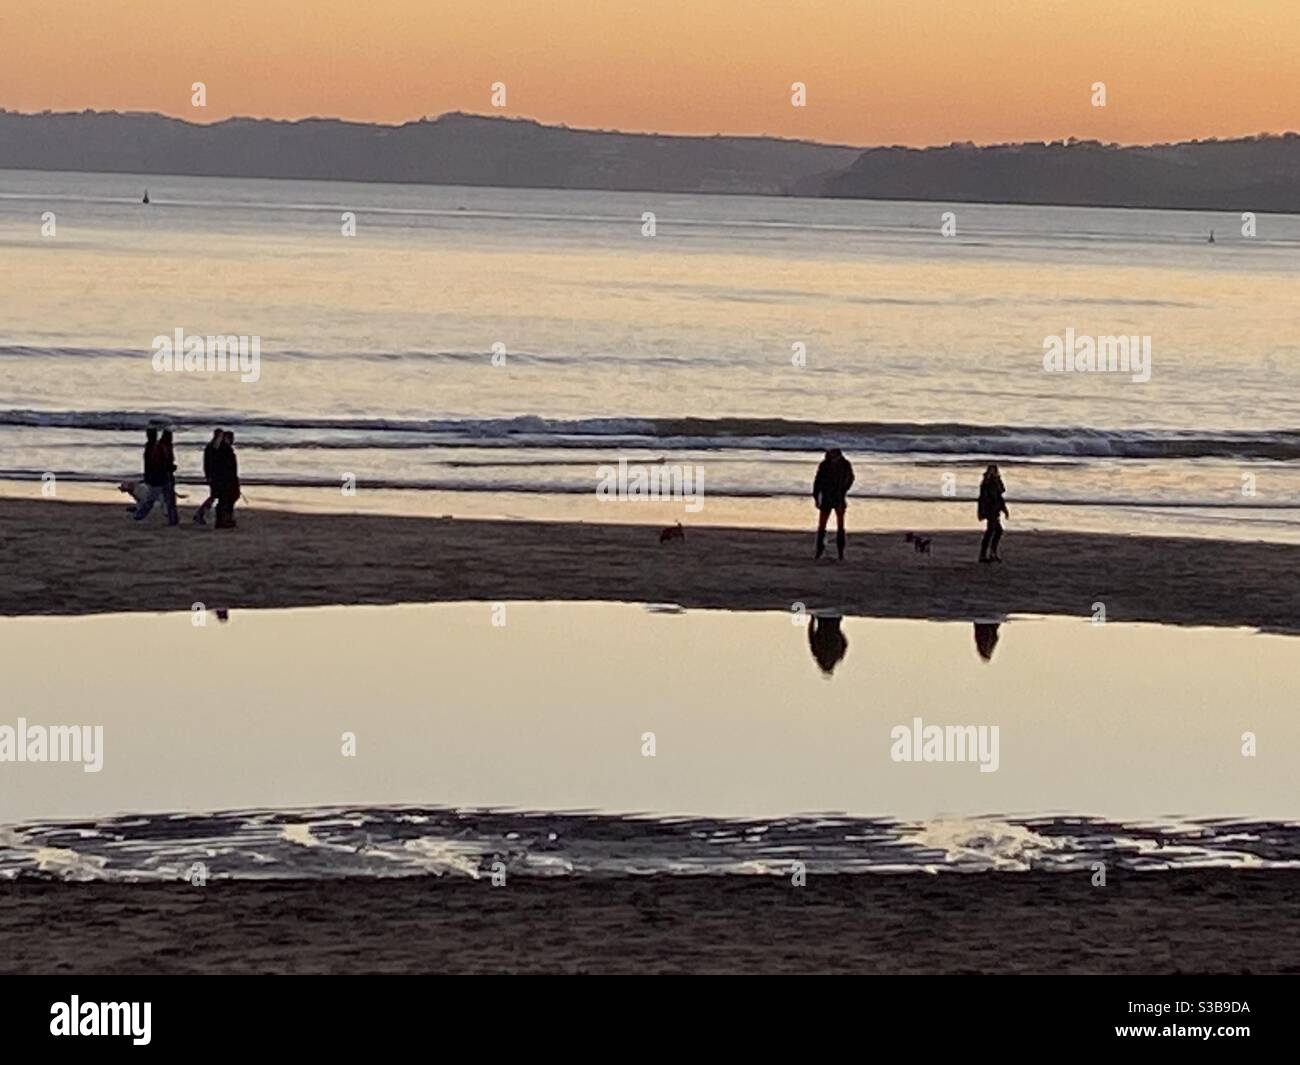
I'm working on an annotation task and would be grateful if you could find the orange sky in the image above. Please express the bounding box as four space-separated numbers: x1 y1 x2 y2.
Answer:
1 0 1296 146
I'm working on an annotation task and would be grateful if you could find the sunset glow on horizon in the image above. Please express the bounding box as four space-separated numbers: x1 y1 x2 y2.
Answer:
2 0 1298 147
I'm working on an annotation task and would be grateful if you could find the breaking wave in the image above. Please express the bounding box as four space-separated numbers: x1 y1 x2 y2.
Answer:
4 406 1300 461
2 806 1298 882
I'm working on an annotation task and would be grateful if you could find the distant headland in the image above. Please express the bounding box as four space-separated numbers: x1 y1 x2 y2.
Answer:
2 109 1297 211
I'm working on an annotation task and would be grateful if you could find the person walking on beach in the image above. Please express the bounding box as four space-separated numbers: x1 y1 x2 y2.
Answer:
132 427 179 525
977 464 1009 563
812 448 854 560
192 427 224 524
211 430 241 529
159 428 180 525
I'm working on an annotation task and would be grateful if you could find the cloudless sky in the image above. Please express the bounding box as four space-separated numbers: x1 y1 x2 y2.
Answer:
1 0 1296 146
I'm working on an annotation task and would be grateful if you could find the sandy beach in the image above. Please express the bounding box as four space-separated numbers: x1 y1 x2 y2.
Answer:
9 0 1300 1004
3 870 1297 974
2 496 1298 628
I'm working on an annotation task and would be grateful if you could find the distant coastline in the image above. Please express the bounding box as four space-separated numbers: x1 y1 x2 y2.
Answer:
3 109 1299 211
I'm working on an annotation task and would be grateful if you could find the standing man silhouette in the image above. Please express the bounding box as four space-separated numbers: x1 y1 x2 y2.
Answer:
812 448 855 560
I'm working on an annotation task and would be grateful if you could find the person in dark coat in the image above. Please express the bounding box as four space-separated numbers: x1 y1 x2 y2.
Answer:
212 430 241 529
132 427 178 524
159 428 179 525
977 464 1009 562
812 448 855 560
192 428 225 524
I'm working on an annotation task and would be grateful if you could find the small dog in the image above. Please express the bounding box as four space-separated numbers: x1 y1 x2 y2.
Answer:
118 479 187 510
118 480 150 510
659 521 685 544
904 531 932 554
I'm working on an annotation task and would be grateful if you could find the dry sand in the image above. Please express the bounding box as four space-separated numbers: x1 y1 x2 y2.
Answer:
1 496 1297 628
2 870 1297 974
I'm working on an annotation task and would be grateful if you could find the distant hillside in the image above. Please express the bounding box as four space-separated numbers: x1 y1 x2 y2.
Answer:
0 110 860 196
3 111 1296 210
817 136 1300 212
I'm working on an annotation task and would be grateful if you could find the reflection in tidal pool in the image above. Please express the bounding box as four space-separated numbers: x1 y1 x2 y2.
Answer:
0 603 1296 878
807 615 848 675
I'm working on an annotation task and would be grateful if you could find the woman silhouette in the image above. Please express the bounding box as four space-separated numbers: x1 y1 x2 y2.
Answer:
977 464 1009 563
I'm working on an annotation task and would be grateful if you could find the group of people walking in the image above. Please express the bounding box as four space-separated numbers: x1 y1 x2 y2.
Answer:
137 433 1007 549
812 450 1009 562
133 427 241 528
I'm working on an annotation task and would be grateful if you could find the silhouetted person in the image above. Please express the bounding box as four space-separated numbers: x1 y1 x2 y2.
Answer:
807 615 848 676
193 427 225 524
133 427 178 524
812 448 855 560
977 464 1008 563
212 430 240 529
160 429 179 525
973 622 1001 662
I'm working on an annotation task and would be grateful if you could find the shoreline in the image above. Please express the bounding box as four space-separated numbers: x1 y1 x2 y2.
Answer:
3 870 1298 974
3 496 1299 628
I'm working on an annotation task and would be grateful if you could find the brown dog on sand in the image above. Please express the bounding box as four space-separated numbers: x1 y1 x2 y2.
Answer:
659 521 685 544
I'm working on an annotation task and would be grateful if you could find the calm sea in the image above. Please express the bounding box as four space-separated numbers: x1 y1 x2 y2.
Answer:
3 168 1300 537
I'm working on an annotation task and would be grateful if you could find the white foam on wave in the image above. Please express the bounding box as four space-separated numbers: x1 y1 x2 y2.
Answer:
3 808 1300 882
902 817 1073 872
399 837 493 878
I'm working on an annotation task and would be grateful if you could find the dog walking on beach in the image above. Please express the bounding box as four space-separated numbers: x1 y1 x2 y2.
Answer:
905 532 932 554
659 521 685 544
119 478 186 510
812 448 854 560
977 464 1009 563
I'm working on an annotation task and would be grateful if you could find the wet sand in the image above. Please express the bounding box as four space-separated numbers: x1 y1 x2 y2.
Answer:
2 870 1297 974
1 496 1298 628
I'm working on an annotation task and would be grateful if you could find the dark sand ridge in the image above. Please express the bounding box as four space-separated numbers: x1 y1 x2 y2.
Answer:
2 497 1298 627
3 871 1298 974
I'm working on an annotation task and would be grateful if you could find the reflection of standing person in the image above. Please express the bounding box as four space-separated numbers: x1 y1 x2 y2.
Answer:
812 449 855 560
807 615 849 675
973 622 1001 662
193 428 224 524
977 464 1009 563
212 430 241 529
